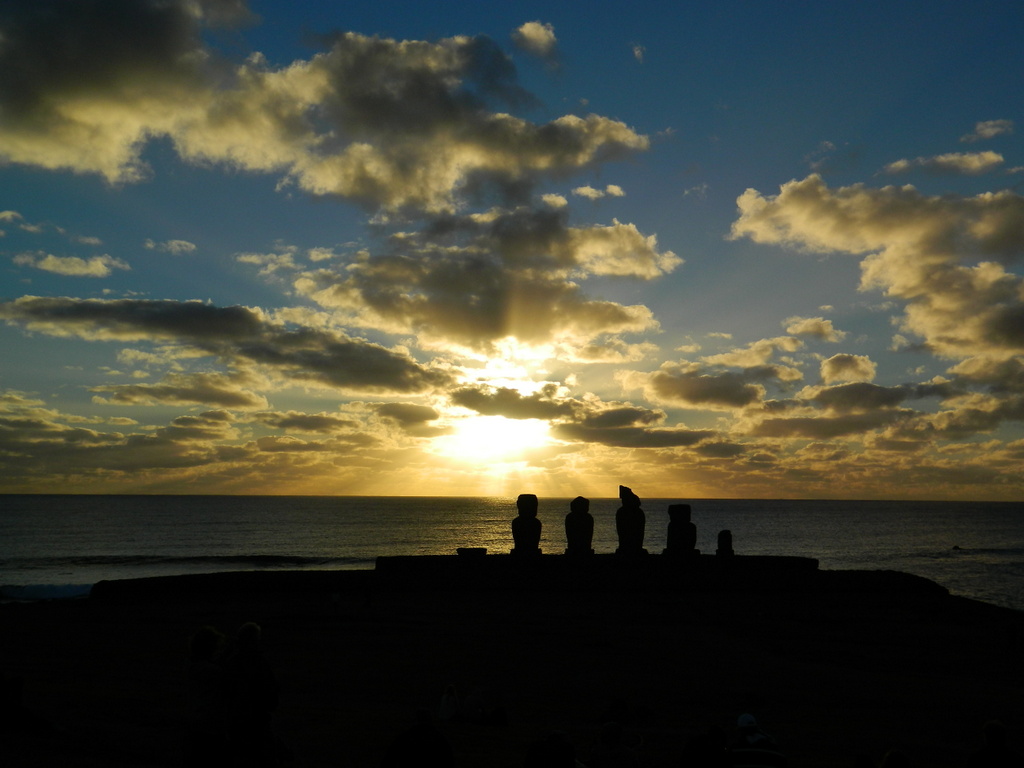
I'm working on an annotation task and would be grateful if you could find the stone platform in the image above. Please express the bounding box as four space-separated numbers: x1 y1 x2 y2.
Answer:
372 552 820 592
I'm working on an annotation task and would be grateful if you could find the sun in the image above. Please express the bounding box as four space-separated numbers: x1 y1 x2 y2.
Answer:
434 415 552 464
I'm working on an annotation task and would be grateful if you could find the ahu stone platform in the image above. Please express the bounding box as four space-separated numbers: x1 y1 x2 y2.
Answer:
372 552 821 593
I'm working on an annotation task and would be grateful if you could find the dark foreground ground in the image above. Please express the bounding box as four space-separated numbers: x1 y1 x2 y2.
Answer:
2 558 1023 767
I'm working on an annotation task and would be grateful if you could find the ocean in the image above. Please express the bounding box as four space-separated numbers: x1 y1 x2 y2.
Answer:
1 495 1022 612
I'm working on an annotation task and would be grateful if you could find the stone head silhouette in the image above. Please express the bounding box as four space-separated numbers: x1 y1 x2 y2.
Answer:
569 496 590 514
516 493 538 518
619 485 641 508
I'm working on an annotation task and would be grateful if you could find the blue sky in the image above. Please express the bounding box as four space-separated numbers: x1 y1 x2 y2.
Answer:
1 0 1022 499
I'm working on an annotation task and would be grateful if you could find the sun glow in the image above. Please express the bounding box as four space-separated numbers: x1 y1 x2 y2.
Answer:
434 415 552 464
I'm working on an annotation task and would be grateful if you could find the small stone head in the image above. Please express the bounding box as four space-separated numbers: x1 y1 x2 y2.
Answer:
667 503 691 522
570 496 590 514
516 493 539 518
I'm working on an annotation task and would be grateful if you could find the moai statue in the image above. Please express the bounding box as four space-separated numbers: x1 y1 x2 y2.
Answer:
615 485 647 556
564 496 595 556
716 529 734 557
663 503 698 557
511 493 541 556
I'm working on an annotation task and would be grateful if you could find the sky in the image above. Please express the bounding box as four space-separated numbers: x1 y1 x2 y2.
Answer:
1 0 1023 500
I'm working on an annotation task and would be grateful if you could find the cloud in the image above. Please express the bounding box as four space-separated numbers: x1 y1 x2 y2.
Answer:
91 371 268 408
731 174 1024 363
568 338 658 363
307 247 338 262
572 184 626 200
550 422 714 448
0 5 646 214
784 316 846 342
0 394 248 482
236 246 299 276
750 409 914 439
450 383 578 420
820 353 876 383
573 186 605 200
511 21 557 58
144 238 197 254
292 206 679 356
805 381 956 412
446 383 720 450
374 402 448 437
700 336 803 378
249 410 359 433
621 363 769 410
961 119 1013 143
618 334 811 412
882 151 1004 176
12 252 130 277
0 296 452 394
0 0 216 182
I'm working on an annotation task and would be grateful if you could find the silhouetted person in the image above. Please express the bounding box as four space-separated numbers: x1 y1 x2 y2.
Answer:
664 503 697 557
564 495 594 555
717 529 734 557
183 626 229 767
379 709 454 767
732 713 786 767
223 622 283 766
512 493 541 555
968 721 1024 767
615 486 646 556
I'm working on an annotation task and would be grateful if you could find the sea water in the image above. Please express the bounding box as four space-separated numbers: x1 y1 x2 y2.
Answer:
1 495 1022 611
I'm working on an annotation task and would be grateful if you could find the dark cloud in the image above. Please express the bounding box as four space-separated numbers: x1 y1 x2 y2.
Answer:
579 405 664 429
695 441 747 458
449 384 674 444
256 436 338 453
374 402 449 437
0 296 452 394
0 0 206 116
0 296 265 340
751 409 914 438
950 357 1024 393
90 372 268 409
0 4 648 212
250 411 359 433
808 381 957 412
450 384 578 420
295 206 676 355
233 328 452 393
645 367 767 409
375 403 440 425
550 422 714 448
